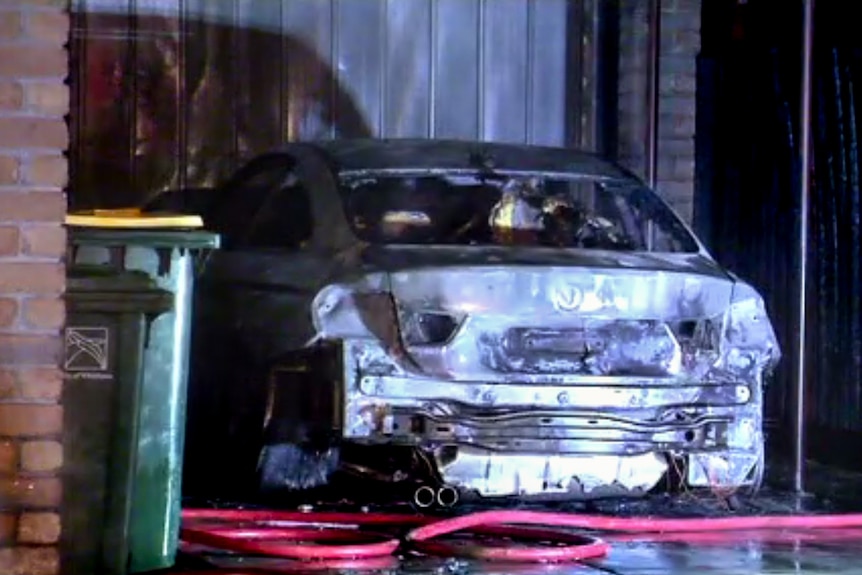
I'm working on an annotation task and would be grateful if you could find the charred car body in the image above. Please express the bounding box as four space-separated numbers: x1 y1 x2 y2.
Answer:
152 139 780 503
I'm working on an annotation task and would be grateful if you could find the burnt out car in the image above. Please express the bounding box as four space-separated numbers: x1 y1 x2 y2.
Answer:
149 139 780 504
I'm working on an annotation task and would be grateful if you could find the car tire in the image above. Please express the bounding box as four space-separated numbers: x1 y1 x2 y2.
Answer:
257 441 341 494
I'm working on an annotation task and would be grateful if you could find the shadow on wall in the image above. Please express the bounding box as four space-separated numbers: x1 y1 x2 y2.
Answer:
70 10 373 210
70 0 579 211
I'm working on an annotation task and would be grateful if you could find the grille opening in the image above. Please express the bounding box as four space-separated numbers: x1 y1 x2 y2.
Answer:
675 320 698 340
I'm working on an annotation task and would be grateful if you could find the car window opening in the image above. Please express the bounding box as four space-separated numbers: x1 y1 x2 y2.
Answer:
341 174 698 253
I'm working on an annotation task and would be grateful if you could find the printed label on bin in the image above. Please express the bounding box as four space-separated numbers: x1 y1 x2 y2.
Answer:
65 327 111 377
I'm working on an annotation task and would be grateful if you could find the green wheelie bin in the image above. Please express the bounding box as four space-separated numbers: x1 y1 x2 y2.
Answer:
66 223 219 573
63 265 174 575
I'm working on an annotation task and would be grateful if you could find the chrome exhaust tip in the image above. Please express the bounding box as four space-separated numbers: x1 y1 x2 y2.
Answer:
436 485 459 508
413 485 436 508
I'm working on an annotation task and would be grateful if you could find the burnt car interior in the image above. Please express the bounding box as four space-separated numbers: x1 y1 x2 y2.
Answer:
151 151 698 255
342 174 698 253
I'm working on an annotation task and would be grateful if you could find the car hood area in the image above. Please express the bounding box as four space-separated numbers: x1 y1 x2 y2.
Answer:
314 245 780 382
356 244 730 278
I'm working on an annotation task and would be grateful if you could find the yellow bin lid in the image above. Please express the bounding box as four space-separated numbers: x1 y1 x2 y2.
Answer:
65 208 204 229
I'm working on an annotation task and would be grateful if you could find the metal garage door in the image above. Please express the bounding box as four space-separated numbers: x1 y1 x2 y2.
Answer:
70 0 605 210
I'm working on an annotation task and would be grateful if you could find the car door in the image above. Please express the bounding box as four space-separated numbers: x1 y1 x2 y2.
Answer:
188 150 348 494
206 148 355 364
185 153 301 497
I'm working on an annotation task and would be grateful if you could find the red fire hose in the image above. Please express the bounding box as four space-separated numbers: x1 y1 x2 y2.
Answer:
181 507 862 565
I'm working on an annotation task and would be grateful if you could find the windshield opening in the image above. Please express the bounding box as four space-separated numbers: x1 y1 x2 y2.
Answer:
340 173 699 253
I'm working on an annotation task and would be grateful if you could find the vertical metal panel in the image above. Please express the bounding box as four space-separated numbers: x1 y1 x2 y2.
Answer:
75 3 135 207
644 0 661 189
594 0 620 160
126 0 138 195
529 0 568 145
69 0 590 210
481 0 529 143
579 0 601 151
176 0 188 190
383 0 432 137
226 0 240 162
69 0 89 205
134 0 182 197
432 0 480 139
181 0 239 187
334 0 384 137
236 0 284 154
280 0 335 140
793 0 814 492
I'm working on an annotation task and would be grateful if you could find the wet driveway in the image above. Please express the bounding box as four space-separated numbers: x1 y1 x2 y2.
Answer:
175 459 862 574
179 532 862 575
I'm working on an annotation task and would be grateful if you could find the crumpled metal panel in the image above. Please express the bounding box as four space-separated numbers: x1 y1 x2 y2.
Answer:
311 255 779 498
69 0 579 210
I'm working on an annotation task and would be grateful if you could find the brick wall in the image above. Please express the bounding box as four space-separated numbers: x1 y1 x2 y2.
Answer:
0 1 69 574
617 0 701 223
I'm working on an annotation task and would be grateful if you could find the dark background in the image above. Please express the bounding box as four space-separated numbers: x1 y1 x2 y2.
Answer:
696 0 862 468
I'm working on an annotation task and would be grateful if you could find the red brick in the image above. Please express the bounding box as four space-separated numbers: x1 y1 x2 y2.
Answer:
21 224 65 258
21 367 62 400
671 29 700 51
0 81 23 110
660 112 696 138
661 72 697 95
0 440 17 473
0 512 15 544
22 297 62 329
0 262 63 292
20 440 61 472
0 405 62 436
26 155 67 187
0 297 17 327
0 117 67 149
0 154 19 184
0 46 67 79
0 225 18 255
0 368 62 400
0 370 12 398
17 512 60 544
673 201 694 224
0 546 60 575
25 10 69 43
0 10 22 39
0 193 65 222
0 477 61 507
24 82 68 116
0 334 61 366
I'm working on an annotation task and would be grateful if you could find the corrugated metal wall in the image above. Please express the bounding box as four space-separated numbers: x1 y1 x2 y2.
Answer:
70 0 599 210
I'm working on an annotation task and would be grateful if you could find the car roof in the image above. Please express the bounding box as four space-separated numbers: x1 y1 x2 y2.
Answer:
287 138 639 182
